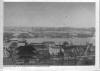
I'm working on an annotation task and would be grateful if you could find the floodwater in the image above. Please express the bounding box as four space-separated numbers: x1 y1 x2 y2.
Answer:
25 37 95 45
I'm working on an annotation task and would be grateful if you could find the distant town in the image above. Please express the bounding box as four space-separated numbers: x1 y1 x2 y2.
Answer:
3 27 95 65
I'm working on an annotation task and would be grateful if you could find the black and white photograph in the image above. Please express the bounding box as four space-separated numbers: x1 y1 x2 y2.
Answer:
3 2 95 66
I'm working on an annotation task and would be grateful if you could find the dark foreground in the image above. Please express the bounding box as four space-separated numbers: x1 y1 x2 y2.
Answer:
4 55 95 66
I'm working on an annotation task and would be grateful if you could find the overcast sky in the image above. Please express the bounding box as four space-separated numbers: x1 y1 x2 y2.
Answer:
4 2 95 28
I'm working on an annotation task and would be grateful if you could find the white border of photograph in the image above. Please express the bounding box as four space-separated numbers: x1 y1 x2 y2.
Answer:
0 0 3 70
2 0 99 71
